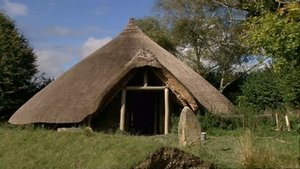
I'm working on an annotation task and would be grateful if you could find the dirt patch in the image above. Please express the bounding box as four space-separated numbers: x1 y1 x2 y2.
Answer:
133 147 215 169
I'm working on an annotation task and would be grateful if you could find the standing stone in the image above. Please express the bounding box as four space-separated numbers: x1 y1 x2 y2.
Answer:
178 106 201 146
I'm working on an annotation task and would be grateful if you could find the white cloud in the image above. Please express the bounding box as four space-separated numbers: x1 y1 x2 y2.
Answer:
35 46 77 78
2 0 28 16
45 26 77 36
43 26 113 37
80 37 111 59
33 36 111 78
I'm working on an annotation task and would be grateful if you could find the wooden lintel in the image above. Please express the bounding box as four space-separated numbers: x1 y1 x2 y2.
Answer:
126 86 166 90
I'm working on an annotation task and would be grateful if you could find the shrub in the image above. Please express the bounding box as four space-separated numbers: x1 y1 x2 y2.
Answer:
198 111 243 131
238 67 300 111
83 127 94 137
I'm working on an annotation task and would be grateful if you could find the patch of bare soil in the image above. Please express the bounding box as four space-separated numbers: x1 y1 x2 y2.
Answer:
133 147 215 169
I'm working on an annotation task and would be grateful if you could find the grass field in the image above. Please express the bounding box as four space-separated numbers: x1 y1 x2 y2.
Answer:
0 124 299 169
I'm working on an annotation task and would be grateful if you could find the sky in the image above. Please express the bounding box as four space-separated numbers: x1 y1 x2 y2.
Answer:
0 0 156 78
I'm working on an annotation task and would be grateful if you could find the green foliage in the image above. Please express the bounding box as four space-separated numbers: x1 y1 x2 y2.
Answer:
239 68 300 110
239 0 278 16
290 114 300 134
0 12 51 120
241 1 300 67
284 1 300 21
277 68 300 107
239 69 280 109
136 17 177 54
243 14 300 66
198 111 243 131
198 112 221 131
238 1 300 110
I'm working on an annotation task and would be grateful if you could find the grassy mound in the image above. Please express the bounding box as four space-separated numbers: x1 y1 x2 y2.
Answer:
0 126 177 169
0 125 298 169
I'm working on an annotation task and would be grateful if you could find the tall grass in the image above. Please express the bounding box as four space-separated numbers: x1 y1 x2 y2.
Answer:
237 129 278 169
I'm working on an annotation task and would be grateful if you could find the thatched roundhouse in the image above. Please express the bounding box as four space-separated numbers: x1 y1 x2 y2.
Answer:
9 19 233 134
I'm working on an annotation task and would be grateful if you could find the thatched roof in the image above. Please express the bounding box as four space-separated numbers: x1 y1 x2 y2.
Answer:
9 19 233 124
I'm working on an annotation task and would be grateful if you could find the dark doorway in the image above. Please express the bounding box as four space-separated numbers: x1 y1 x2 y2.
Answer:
126 91 163 135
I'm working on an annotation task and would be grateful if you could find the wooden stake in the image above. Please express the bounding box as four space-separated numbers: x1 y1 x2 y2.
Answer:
120 89 126 131
164 88 169 135
285 115 291 132
275 113 279 130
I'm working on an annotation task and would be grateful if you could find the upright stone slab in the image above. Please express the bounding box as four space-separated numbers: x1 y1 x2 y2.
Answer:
178 107 201 146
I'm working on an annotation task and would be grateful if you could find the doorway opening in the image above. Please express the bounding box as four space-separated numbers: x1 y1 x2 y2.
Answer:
119 67 176 135
126 90 163 135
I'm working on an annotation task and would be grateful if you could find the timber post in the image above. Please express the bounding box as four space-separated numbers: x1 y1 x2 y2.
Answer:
120 89 126 131
164 87 169 134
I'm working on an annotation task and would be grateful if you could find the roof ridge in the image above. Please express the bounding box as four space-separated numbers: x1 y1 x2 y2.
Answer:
122 18 143 33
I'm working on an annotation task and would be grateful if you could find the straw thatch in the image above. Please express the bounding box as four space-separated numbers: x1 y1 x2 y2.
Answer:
9 19 233 124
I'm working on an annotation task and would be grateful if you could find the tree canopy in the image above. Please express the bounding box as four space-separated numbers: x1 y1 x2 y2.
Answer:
241 1 300 67
138 0 250 93
0 12 49 120
137 17 177 54
238 1 300 110
138 0 300 111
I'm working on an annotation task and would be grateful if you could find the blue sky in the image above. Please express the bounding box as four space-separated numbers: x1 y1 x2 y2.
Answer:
0 0 156 78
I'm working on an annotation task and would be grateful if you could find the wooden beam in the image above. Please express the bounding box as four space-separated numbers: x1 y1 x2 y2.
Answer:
126 86 166 90
120 89 126 131
164 87 169 134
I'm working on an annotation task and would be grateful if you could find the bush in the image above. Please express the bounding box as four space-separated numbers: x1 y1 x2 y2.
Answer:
238 69 281 109
238 67 300 111
197 111 243 131
83 127 94 137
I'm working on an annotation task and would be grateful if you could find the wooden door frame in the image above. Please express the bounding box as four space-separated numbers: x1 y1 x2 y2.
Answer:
119 70 170 134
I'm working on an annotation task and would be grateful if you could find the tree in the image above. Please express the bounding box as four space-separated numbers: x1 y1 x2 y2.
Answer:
241 1 300 67
212 0 278 17
138 0 299 109
141 0 250 93
136 17 177 54
0 12 46 120
238 1 300 110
